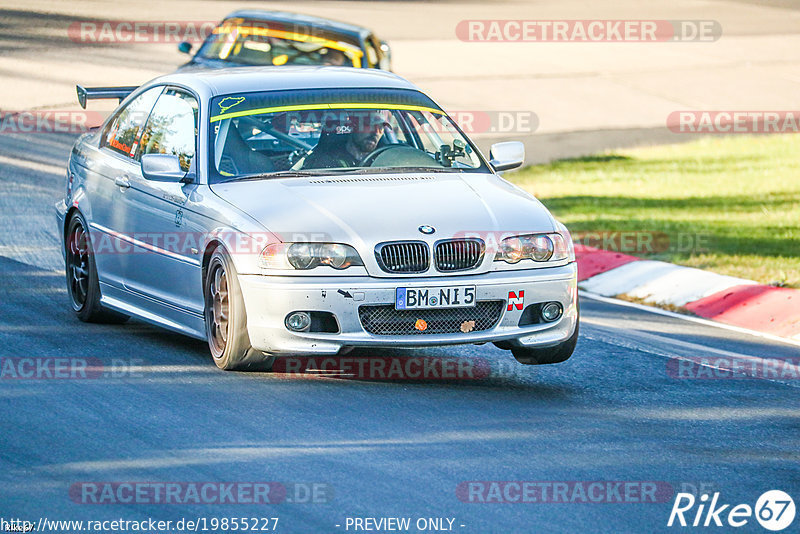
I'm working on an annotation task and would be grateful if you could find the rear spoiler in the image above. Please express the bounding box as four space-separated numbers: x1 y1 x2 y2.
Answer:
76 85 138 109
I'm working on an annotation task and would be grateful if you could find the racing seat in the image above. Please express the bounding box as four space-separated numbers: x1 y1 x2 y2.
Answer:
218 121 274 176
301 128 350 169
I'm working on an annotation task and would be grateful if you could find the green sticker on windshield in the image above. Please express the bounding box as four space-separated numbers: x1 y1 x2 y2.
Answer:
218 97 246 114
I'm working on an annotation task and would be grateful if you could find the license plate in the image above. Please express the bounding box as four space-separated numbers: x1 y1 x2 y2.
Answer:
395 286 476 310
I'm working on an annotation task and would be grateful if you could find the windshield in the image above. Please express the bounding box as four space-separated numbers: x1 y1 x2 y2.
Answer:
208 88 489 182
196 19 363 68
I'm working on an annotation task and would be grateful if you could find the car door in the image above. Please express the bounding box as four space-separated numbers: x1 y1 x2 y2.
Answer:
121 87 206 315
89 86 162 288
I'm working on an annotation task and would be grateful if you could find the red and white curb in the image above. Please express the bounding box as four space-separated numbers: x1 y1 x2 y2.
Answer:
575 246 800 342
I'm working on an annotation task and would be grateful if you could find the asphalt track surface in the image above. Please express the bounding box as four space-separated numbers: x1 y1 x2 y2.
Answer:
0 132 799 533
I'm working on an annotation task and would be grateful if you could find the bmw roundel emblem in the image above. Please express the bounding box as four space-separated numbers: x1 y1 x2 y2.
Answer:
419 225 435 235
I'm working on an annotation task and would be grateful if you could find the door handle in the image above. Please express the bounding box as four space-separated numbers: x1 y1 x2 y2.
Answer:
115 176 131 189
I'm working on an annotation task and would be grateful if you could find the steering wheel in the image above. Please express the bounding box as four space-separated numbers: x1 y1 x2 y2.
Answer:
359 144 442 168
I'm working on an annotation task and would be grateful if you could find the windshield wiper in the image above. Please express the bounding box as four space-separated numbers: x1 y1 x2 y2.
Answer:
217 166 468 184
217 168 366 183
365 166 464 173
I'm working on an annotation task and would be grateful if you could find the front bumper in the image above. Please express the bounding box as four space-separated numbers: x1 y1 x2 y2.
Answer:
239 264 578 356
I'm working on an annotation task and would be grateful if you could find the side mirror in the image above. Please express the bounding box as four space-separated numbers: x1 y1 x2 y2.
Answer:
141 154 187 182
489 141 524 172
178 41 193 54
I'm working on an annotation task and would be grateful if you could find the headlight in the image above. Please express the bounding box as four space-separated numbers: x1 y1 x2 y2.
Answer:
494 233 572 264
318 243 351 269
259 243 364 270
529 235 554 261
288 243 315 269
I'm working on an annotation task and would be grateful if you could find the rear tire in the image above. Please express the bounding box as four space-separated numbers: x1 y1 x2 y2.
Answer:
511 319 579 366
65 213 129 324
204 248 273 371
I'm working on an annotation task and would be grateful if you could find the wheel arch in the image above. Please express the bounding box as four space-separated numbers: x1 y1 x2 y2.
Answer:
201 240 223 290
202 239 240 289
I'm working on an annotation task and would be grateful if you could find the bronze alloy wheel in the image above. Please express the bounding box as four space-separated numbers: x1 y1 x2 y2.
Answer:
206 258 230 359
203 248 274 371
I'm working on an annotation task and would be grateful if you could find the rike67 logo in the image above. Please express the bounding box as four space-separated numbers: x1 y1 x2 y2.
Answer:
668 490 795 531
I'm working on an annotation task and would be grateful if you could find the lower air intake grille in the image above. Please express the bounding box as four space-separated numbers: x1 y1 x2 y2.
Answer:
358 301 505 336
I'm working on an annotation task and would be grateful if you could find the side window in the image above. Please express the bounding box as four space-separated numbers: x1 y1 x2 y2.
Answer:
139 89 199 173
101 87 162 158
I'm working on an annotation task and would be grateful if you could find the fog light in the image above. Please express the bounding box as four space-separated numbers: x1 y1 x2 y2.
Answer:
541 302 562 322
285 312 312 332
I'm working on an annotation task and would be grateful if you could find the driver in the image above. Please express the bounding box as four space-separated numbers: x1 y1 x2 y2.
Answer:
303 110 388 169
321 48 348 66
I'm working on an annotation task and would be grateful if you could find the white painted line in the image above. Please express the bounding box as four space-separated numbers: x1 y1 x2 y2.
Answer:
582 315 800 388
585 314 795 362
580 290 800 349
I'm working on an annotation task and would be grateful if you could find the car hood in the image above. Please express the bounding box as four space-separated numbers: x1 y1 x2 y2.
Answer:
210 172 557 275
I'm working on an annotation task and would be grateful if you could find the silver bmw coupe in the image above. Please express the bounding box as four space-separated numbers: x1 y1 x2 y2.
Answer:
56 67 579 371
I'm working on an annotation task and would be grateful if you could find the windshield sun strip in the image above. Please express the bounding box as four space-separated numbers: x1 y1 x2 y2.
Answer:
210 103 445 123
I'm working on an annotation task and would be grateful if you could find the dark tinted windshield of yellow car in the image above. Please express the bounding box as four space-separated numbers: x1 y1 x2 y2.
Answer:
196 20 363 67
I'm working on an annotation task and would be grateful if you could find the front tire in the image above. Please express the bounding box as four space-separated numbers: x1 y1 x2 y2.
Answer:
204 248 272 371
65 213 129 324
511 319 579 366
